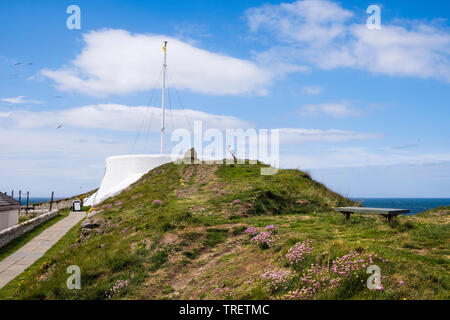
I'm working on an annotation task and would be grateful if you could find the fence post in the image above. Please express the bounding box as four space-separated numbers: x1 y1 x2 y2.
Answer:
49 191 54 212
26 191 29 215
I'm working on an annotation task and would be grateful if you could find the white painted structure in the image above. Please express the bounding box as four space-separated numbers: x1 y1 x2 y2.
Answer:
84 154 181 206
0 193 19 232
0 209 18 232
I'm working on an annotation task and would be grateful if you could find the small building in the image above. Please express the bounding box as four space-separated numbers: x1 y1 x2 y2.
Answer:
0 193 20 231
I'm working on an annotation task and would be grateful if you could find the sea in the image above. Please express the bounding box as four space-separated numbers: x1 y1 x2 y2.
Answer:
16 197 61 206
350 198 450 215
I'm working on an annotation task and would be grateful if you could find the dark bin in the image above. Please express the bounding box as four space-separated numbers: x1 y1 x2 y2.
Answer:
73 199 82 212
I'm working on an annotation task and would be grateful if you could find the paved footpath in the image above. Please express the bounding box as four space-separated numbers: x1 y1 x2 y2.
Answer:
0 212 86 290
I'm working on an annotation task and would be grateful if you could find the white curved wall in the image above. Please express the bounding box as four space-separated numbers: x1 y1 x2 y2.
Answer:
85 154 181 206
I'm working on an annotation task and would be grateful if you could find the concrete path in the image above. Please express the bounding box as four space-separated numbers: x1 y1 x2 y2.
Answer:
0 212 85 290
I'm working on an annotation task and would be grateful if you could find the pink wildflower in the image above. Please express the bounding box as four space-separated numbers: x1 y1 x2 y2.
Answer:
265 225 278 233
285 240 313 265
245 227 259 237
251 232 275 249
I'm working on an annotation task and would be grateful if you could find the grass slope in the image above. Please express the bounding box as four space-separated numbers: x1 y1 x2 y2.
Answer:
0 162 448 300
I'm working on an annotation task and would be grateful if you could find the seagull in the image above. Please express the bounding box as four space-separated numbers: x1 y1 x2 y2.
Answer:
56 125 63 129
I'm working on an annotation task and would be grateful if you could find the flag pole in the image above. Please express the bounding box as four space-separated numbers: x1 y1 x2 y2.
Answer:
161 41 168 155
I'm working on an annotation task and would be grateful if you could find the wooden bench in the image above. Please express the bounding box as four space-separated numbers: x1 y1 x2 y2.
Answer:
333 207 410 222
20 206 35 212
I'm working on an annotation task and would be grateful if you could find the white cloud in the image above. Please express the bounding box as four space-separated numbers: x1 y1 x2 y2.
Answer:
279 128 379 143
41 29 274 96
246 0 450 82
300 85 323 95
1 104 252 132
1 96 43 104
247 0 353 46
2 103 380 144
299 102 360 117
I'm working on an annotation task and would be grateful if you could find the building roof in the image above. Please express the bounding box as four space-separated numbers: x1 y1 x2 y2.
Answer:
0 193 20 211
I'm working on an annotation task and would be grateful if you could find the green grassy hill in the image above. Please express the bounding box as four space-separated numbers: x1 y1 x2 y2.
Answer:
1 162 448 300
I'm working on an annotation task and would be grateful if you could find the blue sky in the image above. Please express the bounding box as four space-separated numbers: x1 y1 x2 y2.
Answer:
1 0 449 198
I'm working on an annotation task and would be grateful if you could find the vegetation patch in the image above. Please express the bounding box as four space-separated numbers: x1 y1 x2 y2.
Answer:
0 163 448 300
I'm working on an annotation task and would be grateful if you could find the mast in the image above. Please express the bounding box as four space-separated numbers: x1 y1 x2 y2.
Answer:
161 41 168 155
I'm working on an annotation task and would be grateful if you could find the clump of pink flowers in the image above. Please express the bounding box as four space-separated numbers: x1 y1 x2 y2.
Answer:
152 200 162 206
245 227 259 237
231 199 241 205
331 251 387 279
280 250 389 300
265 225 278 233
106 279 129 299
300 264 341 298
285 240 313 266
260 269 292 293
282 264 340 300
251 231 275 249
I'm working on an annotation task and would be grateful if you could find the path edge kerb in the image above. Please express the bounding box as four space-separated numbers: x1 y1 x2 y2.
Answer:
0 210 59 249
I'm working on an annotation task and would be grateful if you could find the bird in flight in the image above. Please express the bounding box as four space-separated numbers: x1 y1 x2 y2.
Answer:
13 62 33 66
56 125 63 129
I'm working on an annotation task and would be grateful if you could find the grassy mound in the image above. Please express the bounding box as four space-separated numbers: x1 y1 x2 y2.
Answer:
0 162 448 300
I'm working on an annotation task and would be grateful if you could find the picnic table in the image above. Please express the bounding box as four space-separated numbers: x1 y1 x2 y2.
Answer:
333 207 410 222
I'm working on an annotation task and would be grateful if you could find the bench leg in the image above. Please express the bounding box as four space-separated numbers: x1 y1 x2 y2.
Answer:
342 212 351 223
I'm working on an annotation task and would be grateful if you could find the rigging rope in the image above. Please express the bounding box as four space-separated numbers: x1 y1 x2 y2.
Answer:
143 104 156 153
130 67 163 154
167 85 174 134
167 68 193 133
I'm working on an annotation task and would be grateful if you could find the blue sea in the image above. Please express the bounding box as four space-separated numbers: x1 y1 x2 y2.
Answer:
350 198 450 215
16 197 61 206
